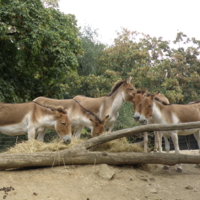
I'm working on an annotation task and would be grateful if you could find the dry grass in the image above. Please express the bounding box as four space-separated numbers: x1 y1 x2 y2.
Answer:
3 137 144 154
4 137 84 154
3 136 156 171
91 137 144 153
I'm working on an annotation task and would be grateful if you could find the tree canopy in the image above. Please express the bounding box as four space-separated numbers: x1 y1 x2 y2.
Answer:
0 0 82 102
1 0 200 133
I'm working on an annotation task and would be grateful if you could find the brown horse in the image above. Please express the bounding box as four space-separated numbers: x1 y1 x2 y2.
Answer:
0 101 72 144
139 93 200 172
73 76 135 132
33 97 109 139
132 89 169 152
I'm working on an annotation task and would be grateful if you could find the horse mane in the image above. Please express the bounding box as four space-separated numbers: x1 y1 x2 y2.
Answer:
136 89 147 94
106 80 125 96
154 97 169 105
73 99 102 123
33 101 66 114
188 100 200 104
146 93 153 97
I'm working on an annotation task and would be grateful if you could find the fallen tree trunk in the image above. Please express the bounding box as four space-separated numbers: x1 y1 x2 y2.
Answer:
76 121 200 149
0 150 200 170
1 121 200 170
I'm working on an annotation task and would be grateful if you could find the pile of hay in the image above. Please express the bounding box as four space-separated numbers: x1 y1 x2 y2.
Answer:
3 136 157 170
4 137 144 154
91 137 144 153
4 137 84 154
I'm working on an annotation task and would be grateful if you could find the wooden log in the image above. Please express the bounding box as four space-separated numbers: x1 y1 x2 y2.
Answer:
1 121 200 170
0 150 200 170
76 121 200 150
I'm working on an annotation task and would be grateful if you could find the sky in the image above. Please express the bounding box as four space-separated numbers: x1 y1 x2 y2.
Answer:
59 0 200 45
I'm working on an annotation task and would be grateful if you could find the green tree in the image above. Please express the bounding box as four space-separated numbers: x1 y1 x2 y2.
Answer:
0 0 82 102
77 25 105 76
99 28 200 103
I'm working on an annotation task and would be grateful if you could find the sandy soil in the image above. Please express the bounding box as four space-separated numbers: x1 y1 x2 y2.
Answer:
0 150 200 200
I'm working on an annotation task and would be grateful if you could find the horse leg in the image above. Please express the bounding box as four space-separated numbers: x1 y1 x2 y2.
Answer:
163 135 170 170
27 127 36 141
143 132 148 153
105 112 117 132
36 127 46 142
171 132 182 172
154 131 158 152
193 131 200 168
157 131 163 153
106 122 115 132
74 126 84 139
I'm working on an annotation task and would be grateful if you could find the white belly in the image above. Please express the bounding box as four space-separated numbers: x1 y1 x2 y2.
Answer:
161 128 199 137
0 118 28 136
177 128 199 136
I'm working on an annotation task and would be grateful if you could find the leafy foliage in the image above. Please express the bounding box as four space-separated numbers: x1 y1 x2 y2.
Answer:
99 29 200 103
77 25 106 76
0 0 82 102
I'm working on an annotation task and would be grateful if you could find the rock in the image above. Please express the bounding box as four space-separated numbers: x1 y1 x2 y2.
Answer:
97 164 115 180
140 178 148 182
148 188 158 194
185 185 193 190
149 177 156 182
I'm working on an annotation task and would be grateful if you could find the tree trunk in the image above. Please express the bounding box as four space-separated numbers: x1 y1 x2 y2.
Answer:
0 150 200 170
1 121 200 170
76 121 200 149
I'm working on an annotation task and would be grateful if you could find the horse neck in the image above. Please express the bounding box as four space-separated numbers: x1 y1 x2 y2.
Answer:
108 87 125 112
38 107 57 127
152 100 166 123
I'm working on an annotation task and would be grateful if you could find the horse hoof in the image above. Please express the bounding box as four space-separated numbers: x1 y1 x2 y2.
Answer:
163 166 169 170
176 168 182 173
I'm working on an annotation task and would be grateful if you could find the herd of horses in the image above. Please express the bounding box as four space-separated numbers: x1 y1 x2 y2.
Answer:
0 76 200 171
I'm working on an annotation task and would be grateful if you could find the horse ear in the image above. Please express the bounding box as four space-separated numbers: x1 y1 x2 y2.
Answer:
103 115 109 123
141 89 148 95
151 93 158 100
126 76 132 83
90 118 98 126
131 90 138 99
52 110 62 117
144 89 148 93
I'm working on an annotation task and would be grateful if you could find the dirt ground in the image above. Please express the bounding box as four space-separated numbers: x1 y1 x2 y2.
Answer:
1 150 200 200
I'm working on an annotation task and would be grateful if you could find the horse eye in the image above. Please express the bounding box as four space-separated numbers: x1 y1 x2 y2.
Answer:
62 122 66 125
148 105 151 108
129 88 134 90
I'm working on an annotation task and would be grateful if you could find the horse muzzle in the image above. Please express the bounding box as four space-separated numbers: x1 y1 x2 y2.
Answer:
62 135 72 144
138 116 147 125
133 112 140 121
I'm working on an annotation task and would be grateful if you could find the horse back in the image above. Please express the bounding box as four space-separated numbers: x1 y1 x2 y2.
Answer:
0 102 36 126
73 95 107 115
34 97 77 110
172 103 200 122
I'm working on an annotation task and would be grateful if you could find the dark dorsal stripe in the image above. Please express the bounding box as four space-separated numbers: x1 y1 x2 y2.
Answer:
107 80 125 96
33 101 66 114
189 100 200 104
155 97 200 106
73 99 102 123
